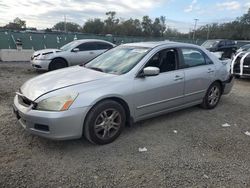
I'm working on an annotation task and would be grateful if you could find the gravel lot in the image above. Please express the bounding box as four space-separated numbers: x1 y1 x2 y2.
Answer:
1 62 250 187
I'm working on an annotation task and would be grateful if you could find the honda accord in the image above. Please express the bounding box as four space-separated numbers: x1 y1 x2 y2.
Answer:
13 41 234 144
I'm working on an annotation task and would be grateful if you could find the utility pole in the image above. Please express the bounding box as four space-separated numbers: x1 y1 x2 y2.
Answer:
64 15 67 33
192 18 199 41
189 28 192 40
207 25 210 40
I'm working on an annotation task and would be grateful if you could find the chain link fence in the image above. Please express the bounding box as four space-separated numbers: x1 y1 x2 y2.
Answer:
0 30 249 50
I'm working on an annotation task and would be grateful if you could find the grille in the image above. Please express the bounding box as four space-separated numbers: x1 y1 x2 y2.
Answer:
233 55 250 74
233 57 241 73
244 57 250 66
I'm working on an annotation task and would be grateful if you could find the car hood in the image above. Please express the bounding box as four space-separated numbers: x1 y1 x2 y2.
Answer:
20 66 116 101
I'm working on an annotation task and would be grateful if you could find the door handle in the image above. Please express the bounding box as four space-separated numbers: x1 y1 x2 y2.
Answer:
174 75 184 81
89 52 95 54
207 68 214 73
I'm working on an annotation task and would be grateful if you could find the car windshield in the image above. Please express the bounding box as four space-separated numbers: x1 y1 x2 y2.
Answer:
241 45 250 51
202 40 219 48
85 46 150 75
60 41 80 51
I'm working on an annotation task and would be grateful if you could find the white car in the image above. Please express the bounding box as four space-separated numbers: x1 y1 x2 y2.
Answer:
31 39 115 71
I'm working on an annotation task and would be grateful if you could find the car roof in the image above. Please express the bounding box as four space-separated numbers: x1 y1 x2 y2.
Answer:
121 41 200 49
242 44 250 47
205 39 235 42
74 39 114 44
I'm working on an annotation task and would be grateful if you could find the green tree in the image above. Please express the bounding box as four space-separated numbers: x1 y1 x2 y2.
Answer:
159 16 167 36
193 8 250 40
4 17 26 30
142 16 153 36
83 19 104 34
104 11 119 34
152 18 161 37
239 8 250 24
117 18 142 36
53 22 81 32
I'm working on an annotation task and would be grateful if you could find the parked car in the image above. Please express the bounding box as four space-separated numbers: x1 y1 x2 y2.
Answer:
236 44 250 53
201 39 237 58
31 39 115 71
231 49 250 78
13 41 234 145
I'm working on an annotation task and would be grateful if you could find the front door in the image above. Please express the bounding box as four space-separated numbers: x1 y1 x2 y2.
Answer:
133 48 185 118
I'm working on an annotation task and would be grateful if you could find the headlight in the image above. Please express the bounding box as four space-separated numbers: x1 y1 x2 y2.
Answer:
38 54 51 60
36 93 78 111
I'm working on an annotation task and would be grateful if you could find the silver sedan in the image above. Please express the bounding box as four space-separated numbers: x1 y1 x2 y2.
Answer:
13 41 234 145
30 39 115 71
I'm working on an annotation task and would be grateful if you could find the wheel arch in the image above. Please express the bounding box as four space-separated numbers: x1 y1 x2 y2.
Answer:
84 96 132 128
51 57 69 66
213 79 223 93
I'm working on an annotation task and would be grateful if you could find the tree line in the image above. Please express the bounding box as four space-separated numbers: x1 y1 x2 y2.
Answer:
53 11 173 37
192 8 250 40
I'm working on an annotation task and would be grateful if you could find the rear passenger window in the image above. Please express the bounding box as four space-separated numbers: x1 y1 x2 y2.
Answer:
77 42 96 51
204 54 213 64
181 48 207 68
95 42 113 50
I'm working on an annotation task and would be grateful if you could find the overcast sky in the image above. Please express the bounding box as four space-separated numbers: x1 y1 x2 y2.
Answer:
0 0 249 32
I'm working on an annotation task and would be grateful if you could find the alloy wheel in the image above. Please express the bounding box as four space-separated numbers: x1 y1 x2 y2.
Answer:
94 108 122 140
208 86 220 106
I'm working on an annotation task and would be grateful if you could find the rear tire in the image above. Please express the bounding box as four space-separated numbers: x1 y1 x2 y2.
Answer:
235 75 241 79
49 58 67 71
84 100 126 145
201 82 222 109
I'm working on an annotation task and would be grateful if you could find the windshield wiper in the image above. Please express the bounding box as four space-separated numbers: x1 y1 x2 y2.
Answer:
87 67 104 72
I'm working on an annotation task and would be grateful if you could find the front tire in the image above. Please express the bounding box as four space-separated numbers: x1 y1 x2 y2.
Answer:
48 58 67 71
201 82 222 109
84 100 126 145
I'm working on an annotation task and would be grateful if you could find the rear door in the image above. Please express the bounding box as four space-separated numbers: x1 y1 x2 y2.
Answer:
77 42 98 64
94 42 114 55
179 48 215 103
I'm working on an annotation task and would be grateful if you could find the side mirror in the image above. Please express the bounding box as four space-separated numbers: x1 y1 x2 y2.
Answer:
72 48 79 52
142 66 160 77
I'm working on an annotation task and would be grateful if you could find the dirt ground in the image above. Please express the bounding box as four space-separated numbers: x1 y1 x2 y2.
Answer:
0 62 250 188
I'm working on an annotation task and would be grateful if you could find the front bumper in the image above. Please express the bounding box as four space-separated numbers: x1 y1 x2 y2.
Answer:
30 59 51 70
13 95 89 140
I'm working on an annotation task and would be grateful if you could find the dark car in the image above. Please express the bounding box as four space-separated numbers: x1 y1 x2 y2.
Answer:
201 39 237 58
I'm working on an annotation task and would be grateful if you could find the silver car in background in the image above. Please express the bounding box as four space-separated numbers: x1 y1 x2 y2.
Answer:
14 41 234 145
31 39 115 71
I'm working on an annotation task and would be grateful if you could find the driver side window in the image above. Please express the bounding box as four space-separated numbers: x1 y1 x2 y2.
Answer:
145 49 177 73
